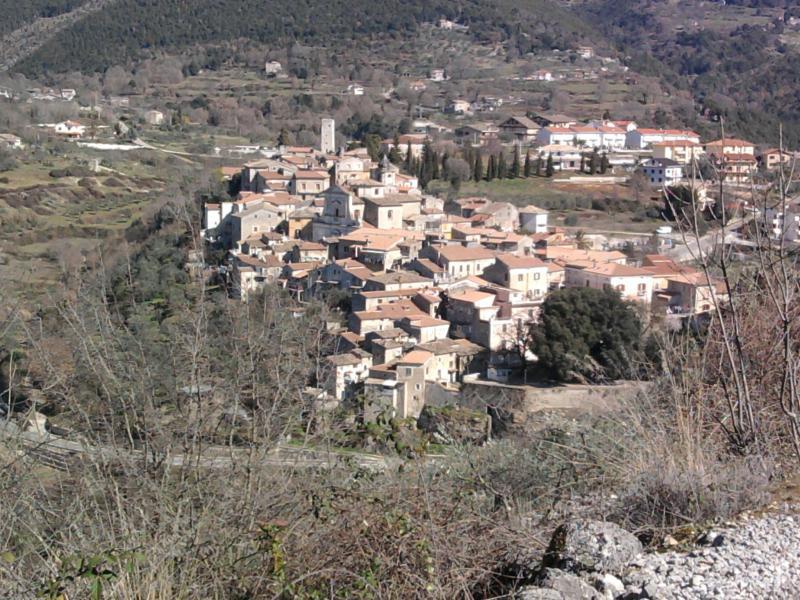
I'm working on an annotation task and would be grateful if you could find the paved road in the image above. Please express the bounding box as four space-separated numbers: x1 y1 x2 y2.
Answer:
664 215 751 263
0 420 398 473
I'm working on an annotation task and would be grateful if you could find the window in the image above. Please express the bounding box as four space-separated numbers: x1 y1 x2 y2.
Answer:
518 274 524 282
534 273 540 280
638 283 647 296
253 226 259 232
405 368 412 376
415 383 422 391
616 284 625 292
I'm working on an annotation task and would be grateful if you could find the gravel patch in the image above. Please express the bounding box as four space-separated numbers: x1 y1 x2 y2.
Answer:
622 505 800 599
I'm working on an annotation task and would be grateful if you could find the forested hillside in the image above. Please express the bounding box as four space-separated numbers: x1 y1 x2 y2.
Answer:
586 0 800 145
10 0 591 75
0 0 88 36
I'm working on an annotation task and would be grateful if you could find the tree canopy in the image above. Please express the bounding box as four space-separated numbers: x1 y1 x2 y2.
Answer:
532 287 643 382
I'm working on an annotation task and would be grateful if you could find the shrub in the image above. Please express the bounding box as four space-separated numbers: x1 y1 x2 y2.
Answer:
563 214 579 226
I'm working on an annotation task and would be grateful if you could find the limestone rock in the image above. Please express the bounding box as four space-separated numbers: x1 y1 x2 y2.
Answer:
543 519 643 574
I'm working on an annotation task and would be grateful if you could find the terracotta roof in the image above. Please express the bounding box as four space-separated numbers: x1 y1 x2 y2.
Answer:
705 138 755 147
449 289 496 305
367 271 431 285
354 300 427 322
294 170 329 179
396 350 434 365
327 351 368 367
636 129 700 137
497 254 547 269
359 289 419 299
363 196 404 207
520 205 548 214
236 254 284 268
436 245 496 262
573 262 653 277
413 258 444 273
501 115 538 129
652 140 701 148
403 316 450 328
293 241 326 251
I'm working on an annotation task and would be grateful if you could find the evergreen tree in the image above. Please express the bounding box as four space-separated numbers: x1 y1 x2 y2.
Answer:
545 154 555 177
419 142 435 187
388 133 401 164
277 127 292 146
511 145 521 178
474 153 484 182
441 151 450 182
523 150 532 178
532 287 643 382
600 153 610 174
404 142 413 172
537 153 544 176
487 154 496 181
580 154 586 173
497 152 508 179
364 134 381 161
431 150 440 181
588 151 597 174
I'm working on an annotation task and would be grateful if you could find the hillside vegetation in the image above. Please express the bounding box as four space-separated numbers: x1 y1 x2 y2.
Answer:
586 0 800 145
11 0 591 75
0 0 88 36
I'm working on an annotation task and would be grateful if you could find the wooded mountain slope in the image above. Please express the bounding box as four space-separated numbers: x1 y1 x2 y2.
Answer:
9 0 591 75
0 0 88 36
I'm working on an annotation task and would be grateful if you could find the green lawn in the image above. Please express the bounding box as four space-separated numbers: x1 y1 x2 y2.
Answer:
439 175 633 208
429 175 665 234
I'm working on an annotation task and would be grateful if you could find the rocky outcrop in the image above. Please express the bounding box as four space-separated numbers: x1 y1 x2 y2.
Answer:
417 405 490 445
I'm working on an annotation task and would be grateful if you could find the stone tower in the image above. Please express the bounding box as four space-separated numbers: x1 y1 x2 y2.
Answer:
321 118 336 155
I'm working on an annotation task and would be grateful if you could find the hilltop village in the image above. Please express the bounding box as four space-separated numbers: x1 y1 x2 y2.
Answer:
200 115 747 421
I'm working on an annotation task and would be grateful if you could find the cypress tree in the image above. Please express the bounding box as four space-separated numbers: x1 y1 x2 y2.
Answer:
511 145 521 178
524 150 532 178
600 153 610 174
487 154 496 181
474 153 484 182
588 151 597 175
546 154 555 177
404 142 413 172
497 152 508 179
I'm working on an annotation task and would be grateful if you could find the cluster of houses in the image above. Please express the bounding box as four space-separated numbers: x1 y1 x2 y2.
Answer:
379 111 787 187
202 119 728 421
